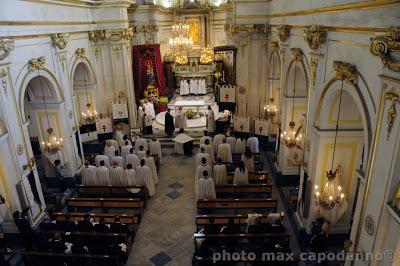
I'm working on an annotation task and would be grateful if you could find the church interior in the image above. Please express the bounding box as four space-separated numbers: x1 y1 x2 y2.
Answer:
0 0 400 265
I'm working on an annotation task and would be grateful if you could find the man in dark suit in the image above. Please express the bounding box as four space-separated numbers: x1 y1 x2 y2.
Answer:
76 214 94 232
95 217 109 233
49 233 67 253
269 219 285 233
57 213 76 232
13 207 35 250
202 217 220 234
110 216 128 233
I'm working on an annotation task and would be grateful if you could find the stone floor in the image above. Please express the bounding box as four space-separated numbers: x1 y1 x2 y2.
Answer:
127 149 196 266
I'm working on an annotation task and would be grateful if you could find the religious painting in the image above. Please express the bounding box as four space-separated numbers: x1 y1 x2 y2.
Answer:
214 46 237 85
187 18 200 45
254 119 268 136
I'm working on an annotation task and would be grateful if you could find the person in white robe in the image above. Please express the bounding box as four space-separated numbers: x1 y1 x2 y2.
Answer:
124 164 136 186
217 139 232 163
111 150 124 168
235 137 247 154
213 133 225 155
233 162 249 185
195 160 212 196
175 107 187 130
109 165 125 185
179 80 185 96
201 139 214 163
144 99 156 118
104 141 116 160
81 162 97 186
125 148 140 170
226 133 236 153
149 138 162 164
206 106 215 134
200 131 213 146
189 79 196 95
241 147 255 172
96 161 110 185
247 136 259 153
110 139 119 152
213 158 228 185
122 135 132 146
196 147 211 166
136 160 155 197
135 137 148 151
115 128 124 148
138 106 144 130
95 153 110 167
173 131 194 155
144 150 158 186
136 145 147 160
197 171 216 200
121 141 133 161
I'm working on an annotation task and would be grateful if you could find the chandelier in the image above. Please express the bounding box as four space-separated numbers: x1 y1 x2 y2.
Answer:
314 80 346 210
169 20 193 65
200 45 213 64
264 98 278 120
281 61 302 149
37 71 63 154
81 67 97 124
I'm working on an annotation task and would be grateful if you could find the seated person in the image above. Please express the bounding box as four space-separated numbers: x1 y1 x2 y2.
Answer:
95 217 110 233
110 216 128 233
56 213 76 232
246 216 269 234
35 233 50 252
76 214 94 232
49 233 67 253
220 218 241 234
199 217 220 235
268 219 285 233
39 212 57 231
71 238 87 254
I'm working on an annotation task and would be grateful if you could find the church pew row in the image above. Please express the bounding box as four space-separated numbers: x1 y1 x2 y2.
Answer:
23 251 121 266
66 197 145 215
215 184 272 198
226 172 269 184
41 230 131 245
195 213 284 231
213 162 263 172
83 154 160 171
197 199 278 214
75 185 148 200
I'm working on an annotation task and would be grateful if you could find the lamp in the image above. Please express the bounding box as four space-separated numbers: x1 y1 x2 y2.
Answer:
169 20 193 65
200 45 214 65
314 80 346 210
37 71 63 154
81 67 97 124
281 61 302 148
265 51 278 120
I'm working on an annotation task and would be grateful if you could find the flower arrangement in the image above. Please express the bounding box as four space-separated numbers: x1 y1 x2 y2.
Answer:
185 109 195 119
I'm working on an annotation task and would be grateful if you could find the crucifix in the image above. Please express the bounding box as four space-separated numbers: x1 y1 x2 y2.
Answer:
102 125 106 133
239 124 244 132
224 93 230 102
259 126 263 134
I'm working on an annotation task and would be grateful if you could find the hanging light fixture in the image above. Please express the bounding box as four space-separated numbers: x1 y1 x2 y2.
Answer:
281 61 302 148
37 71 63 154
265 51 278 120
200 45 214 65
81 67 97 124
169 20 193 65
314 80 346 210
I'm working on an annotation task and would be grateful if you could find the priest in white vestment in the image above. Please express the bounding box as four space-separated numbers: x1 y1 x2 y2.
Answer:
125 148 140 170
206 106 215 133
175 107 188 130
115 128 124 148
247 136 259 153
195 164 212 196
123 135 132 146
81 162 97 186
197 171 217 200
189 79 197 95
124 164 136 186
121 141 133 161
110 139 119 152
200 131 213 145
235 137 247 154
149 138 162 164
144 99 156 118
136 160 155 197
213 159 228 185
135 137 148 151
144 150 158 186
226 133 236 153
96 161 110 185
217 139 233 163
138 106 144 130
196 147 211 166
136 146 147 160
173 132 194 155
241 147 255 172
233 162 249 185
213 133 225 154
95 153 110 167
200 139 214 163
111 150 124 168
104 141 116 160
110 165 125 185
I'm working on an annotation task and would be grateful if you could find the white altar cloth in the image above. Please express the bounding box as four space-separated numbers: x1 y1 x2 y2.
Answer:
174 100 205 107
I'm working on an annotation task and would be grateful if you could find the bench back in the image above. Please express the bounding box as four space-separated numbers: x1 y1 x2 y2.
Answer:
76 185 147 199
66 197 145 213
197 198 278 214
23 251 120 266
51 212 140 225
215 184 272 197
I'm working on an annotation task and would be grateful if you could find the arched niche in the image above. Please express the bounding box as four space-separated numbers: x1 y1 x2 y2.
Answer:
267 43 281 102
284 48 309 98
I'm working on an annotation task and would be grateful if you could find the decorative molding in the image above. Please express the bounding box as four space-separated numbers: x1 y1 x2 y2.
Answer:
0 69 7 97
310 56 319 88
0 37 15 60
93 46 102 62
370 27 400 72
112 45 121 58
104 27 135 42
28 56 46 72
385 86 400 140
304 25 327 50
271 41 278 52
290 48 303 62
89 30 106 43
333 60 357 85
58 52 66 72
51 33 70 49
75 48 86 59
224 23 269 38
364 215 374 236
277 24 290 42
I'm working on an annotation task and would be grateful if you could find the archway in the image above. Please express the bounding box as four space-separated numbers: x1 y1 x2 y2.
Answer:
266 43 281 136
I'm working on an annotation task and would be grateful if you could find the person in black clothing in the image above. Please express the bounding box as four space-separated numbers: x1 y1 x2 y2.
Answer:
247 217 268 234
49 233 67 253
201 217 220 234
76 214 93 232
110 216 128 233
57 213 76 232
220 218 241 234
13 207 35 250
310 222 330 253
269 219 285 233
39 212 57 231
35 233 50 252
95 217 109 233
165 109 175 136
71 238 86 254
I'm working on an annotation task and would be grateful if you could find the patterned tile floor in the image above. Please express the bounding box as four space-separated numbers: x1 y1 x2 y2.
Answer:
127 149 196 266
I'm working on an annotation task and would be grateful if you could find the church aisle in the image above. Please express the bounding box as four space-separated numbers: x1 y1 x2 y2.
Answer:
127 149 196 266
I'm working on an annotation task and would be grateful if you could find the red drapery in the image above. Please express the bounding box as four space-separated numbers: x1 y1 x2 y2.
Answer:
132 44 167 100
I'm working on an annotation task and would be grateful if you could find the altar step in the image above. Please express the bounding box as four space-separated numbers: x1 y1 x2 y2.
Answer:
142 130 204 148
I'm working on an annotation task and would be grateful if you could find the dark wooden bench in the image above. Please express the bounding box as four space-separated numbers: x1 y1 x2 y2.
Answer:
66 197 145 214
215 184 272 198
197 198 278 214
225 171 269 184
214 162 263 172
76 185 147 200
23 251 121 266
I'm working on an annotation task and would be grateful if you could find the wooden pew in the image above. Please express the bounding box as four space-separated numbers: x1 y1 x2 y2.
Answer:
41 230 130 243
66 197 144 214
215 184 272 198
23 251 121 266
214 162 263 172
76 185 147 200
197 198 278 214
226 171 269 184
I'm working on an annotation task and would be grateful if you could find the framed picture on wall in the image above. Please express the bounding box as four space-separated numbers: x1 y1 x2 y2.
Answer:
214 45 237 85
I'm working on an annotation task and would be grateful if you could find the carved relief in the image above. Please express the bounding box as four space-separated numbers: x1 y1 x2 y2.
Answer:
277 25 290 42
0 69 7 97
310 56 319 88
89 30 106 43
304 25 327 50
58 52 66 72
28 56 46 72
364 215 374 236
385 87 400 140
93 46 102 62
0 37 15 61
370 27 400 72
290 48 303 62
333 61 357 85
75 48 86 59
271 41 278 53
51 33 70 49
112 46 121 58
104 27 135 42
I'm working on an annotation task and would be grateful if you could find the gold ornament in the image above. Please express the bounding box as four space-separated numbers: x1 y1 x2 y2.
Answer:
28 56 46 72
370 27 400 72
304 25 327 50
51 33 70 49
277 25 290 42
75 48 86 59
0 37 15 61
